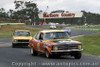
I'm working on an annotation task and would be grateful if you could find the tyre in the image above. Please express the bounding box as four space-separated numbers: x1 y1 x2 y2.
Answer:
45 50 52 58
30 47 38 56
12 43 16 48
74 52 82 59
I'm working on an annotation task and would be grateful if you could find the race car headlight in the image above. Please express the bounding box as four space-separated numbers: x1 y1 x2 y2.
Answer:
53 46 58 51
78 45 82 49
14 40 17 42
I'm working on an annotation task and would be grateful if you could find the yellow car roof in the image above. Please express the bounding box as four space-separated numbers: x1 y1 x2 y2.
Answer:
40 30 65 33
15 30 30 32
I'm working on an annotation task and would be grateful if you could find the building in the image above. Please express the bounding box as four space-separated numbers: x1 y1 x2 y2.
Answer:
38 10 84 25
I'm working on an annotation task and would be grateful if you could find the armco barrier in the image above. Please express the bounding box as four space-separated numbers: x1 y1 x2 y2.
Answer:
0 23 25 29
0 23 25 25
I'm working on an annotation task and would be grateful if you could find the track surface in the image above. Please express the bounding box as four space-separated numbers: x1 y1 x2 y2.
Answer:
0 26 100 67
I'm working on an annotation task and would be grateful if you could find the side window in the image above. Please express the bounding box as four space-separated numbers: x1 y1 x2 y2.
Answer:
35 32 40 40
39 33 44 40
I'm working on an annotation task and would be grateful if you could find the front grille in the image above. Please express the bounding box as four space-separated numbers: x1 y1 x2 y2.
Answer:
68 46 78 49
17 40 29 42
53 45 78 50
58 45 68 50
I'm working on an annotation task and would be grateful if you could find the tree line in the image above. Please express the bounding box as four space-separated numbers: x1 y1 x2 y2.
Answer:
0 0 40 25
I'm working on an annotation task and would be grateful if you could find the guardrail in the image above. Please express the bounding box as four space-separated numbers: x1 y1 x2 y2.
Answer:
0 23 25 29
0 23 25 25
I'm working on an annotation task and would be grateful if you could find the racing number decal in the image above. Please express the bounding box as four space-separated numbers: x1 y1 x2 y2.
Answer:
37 43 40 51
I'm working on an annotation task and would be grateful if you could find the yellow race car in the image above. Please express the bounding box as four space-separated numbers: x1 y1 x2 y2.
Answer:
12 30 32 47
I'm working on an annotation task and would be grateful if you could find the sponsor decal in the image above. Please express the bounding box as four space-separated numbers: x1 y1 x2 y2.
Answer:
38 12 83 19
43 13 75 18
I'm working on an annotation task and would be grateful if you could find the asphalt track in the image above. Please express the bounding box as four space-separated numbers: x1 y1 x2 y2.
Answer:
0 26 100 67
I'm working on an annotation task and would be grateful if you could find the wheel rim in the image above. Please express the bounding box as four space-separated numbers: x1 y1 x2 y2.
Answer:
46 51 49 58
31 47 33 54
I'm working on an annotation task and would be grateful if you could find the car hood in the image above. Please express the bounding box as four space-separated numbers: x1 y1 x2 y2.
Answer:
44 39 82 46
52 40 82 46
13 36 32 40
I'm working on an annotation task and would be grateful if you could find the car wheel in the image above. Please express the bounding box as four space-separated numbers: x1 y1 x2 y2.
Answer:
74 52 82 59
12 43 16 48
46 50 52 58
30 47 38 56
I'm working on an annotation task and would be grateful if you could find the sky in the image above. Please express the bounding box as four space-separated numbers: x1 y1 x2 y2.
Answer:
0 0 100 14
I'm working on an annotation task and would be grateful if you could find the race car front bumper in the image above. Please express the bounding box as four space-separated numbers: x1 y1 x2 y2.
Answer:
13 42 29 44
51 49 83 52
12 40 29 44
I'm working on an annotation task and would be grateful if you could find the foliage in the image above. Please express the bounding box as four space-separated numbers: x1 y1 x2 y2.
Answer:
0 8 8 18
13 0 39 24
0 0 39 24
73 34 100 56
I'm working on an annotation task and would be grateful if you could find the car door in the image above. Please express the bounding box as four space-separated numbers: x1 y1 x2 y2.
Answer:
34 32 44 52
38 33 45 53
32 32 40 51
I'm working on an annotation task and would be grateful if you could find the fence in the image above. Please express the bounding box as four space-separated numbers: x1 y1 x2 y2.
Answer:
0 23 25 29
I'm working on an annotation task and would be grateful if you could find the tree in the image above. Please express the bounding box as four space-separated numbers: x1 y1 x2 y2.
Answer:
9 9 14 19
0 8 7 18
14 0 24 10
14 0 39 24
25 1 39 24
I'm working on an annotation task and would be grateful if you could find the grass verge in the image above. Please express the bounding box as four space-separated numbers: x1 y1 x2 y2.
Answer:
0 25 42 38
73 26 100 31
72 34 100 56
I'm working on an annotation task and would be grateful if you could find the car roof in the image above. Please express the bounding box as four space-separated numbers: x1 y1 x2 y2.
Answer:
15 30 30 32
40 30 65 33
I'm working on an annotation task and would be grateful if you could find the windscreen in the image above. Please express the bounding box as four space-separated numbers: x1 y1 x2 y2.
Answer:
45 32 69 40
14 31 30 36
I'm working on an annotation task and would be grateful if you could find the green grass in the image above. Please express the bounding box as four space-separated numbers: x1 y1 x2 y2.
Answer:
74 26 100 31
0 25 42 38
78 27 100 29
73 34 100 56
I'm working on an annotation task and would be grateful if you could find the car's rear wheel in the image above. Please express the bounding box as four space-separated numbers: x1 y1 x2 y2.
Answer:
74 52 82 59
30 47 38 56
45 50 52 58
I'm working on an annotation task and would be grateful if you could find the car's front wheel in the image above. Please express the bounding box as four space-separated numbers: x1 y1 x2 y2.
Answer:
30 47 38 56
45 50 52 58
74 52 82 59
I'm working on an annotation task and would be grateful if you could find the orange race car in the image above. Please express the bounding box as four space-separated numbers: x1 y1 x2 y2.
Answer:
29 30 83 59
